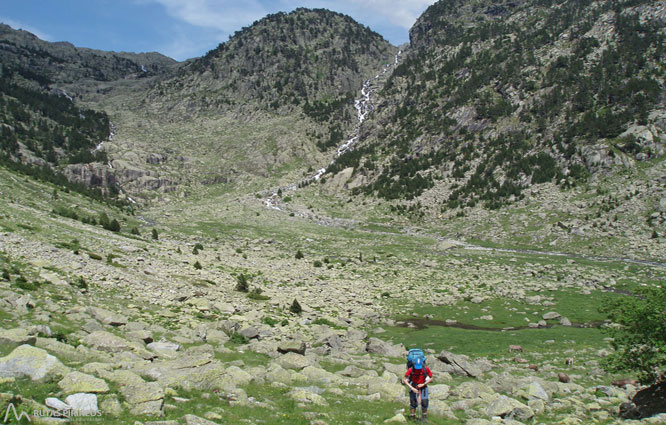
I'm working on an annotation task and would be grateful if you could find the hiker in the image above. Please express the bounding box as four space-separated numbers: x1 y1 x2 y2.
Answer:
403 356 433 420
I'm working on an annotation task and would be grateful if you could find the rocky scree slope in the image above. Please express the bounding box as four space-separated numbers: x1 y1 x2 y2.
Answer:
98 8 397 198
324 0 666 211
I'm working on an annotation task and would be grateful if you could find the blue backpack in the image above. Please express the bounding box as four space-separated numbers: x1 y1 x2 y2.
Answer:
406 348 426 369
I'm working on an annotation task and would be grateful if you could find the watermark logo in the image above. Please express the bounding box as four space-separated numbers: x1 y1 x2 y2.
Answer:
3 400 103 423
3 403 31 423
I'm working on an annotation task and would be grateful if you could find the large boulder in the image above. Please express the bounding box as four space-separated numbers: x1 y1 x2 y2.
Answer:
0 344 67 380
301 366 343 386
437 350 490 378
429 384 451 400
526 381 549 401
485 395 534 420
147 341 182 358
58 371 109 394
276 353 312 370
454 381 496 400
225 366 253 386
120 381 164 416
277 341 306 355
88 307 127 326
287 388 328 406
184 415 220 425
366 338 405 358
65 393 99 414
0 328 36 346
82 331 131 353
367 381 405 402
263 364 294 385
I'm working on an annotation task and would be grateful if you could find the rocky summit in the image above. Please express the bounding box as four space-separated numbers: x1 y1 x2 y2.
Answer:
0 1 665 424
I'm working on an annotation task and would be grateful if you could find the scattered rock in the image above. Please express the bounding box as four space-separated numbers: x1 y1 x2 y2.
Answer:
121 381 165 416
65 393 99 414
82 331 131 353
384 413 407 423
366 338 405 358
183 414 220 425
437 350 489 377
88 307 127 326
58 371 109 394
0 344 67 380
485 395 534 420
277 352 312 370
277 341 306 355
45 397 70 411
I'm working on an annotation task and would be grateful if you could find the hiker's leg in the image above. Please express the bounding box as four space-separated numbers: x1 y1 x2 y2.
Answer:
409 391 417 418
421 387 429 411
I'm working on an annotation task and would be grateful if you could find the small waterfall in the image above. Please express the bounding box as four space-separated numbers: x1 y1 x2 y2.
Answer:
265 51 402 210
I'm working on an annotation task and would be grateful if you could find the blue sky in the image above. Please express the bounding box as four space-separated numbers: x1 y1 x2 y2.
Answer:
1 0 436 61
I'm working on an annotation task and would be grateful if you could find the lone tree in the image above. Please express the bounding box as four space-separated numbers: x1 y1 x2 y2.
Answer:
601 285 666 384
152 229 159 240
290 298 302 315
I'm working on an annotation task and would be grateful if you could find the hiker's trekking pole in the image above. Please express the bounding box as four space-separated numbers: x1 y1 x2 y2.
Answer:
417 387 423 424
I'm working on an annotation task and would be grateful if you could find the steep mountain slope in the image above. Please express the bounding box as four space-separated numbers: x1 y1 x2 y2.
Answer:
0 23 178 196
326 0 665 209
95 8 396 199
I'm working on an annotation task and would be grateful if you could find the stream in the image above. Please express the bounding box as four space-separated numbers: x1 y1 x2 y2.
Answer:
264 51 402 210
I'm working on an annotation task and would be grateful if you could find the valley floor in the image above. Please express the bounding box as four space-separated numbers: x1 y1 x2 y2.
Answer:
0 165 665 425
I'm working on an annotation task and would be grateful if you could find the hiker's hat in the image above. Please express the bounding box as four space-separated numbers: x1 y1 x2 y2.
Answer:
414 357 423 370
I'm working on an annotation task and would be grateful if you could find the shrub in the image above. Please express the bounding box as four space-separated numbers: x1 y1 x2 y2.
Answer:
313 260 323 267
229 333 249 345
74 276 88 291
262 316 279 327
312 318 337 327
194 243 204 251
193 246 199 255
248 288 270 300
2 268 9 280
295 250 304 259
14 276 40 291
88 252 103 261
131 227 140 235
601 285 666 384
152 229 159 240
193 261 202 270
235 273 250 292
290 299 302 314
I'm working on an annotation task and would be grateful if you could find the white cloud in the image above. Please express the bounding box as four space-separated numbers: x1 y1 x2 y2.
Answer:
140 0 435 33
142 0 269 31
319 0 435 29
0 18 52 41
138 0 437 57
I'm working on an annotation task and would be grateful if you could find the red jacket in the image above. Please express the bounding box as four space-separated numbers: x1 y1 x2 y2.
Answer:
405 366 432 385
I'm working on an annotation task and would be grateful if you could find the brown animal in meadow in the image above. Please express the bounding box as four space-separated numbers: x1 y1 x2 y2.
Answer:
514 356 528 363
528 364 539 372
558 373 570 383
509 345 523 353
565 357 575 366
612 378 638 388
